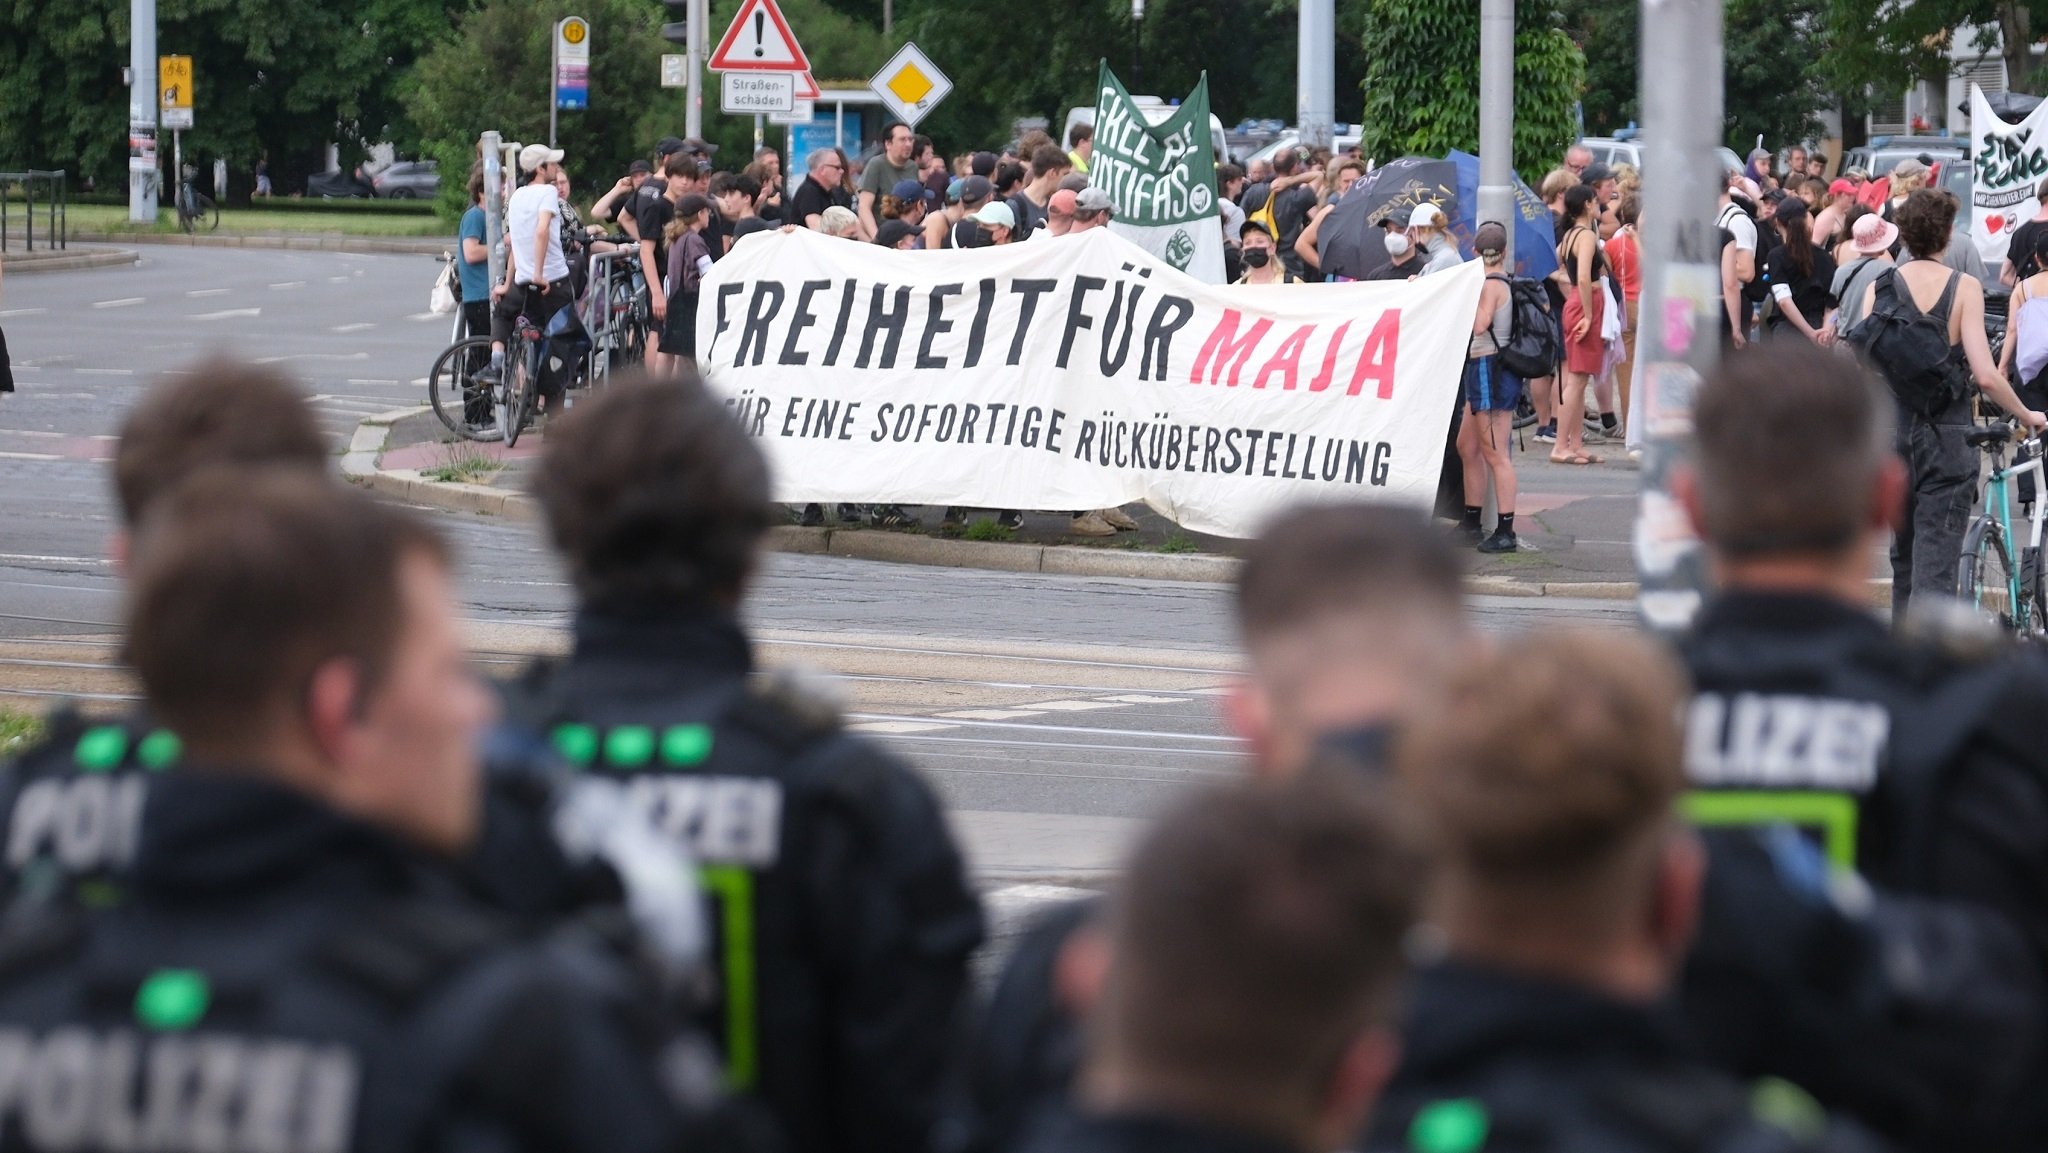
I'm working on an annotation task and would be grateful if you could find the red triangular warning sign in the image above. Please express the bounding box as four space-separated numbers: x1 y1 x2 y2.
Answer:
707 0 812 74
794 71 820 99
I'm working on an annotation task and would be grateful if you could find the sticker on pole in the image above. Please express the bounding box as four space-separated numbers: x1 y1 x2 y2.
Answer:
868 42 949 128
707 0 811 74
661 54 689 88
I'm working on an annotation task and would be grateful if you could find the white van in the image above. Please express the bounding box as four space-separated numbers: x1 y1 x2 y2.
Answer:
1064 99 1230 168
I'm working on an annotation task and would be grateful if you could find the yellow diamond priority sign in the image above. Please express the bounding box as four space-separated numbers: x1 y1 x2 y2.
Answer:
869 42 950 128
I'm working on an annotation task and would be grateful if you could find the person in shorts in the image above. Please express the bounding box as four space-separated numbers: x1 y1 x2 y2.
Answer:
1456 222 1520 553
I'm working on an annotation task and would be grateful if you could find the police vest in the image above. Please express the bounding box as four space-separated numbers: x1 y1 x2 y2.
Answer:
1680 622 2011 884
0 712 183 912
0 892 558 1153
499 661 846 1094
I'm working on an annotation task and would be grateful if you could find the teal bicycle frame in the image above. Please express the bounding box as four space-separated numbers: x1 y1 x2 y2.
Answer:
1961 423 2047 636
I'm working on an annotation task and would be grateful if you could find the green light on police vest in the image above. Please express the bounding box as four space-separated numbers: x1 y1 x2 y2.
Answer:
135 969 210 1031
1410 1098 1489 1153
605 725 656 768
552 723 600 766
661 724 714 766
136 730 182 771
74 726 129 772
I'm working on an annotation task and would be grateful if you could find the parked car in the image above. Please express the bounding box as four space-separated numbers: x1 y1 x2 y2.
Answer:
1241 131 1363 170
306 168 375 198
1061 100 1231 168
1840 136 1966 179
1576 137 1744 180
372 160 440 199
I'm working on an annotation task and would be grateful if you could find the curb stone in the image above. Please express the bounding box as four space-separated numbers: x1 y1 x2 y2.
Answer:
0 248 140 274
68 231 450 256
345 408 1623 595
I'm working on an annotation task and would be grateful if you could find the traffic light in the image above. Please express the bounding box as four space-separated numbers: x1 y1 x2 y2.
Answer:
662 0 688 45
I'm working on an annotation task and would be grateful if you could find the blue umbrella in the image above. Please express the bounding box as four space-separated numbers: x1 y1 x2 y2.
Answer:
1446 150 1560 281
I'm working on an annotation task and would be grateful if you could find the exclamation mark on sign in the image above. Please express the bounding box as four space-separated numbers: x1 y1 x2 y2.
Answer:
754 11 766 55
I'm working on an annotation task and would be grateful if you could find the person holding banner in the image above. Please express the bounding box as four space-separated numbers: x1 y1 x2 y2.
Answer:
1237 222 1302 286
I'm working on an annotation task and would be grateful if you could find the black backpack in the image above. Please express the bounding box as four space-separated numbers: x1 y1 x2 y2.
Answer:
1842 267 1972 417
1487 273 1563 380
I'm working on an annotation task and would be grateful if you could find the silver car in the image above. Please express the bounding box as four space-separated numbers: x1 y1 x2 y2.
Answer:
372 160 440 200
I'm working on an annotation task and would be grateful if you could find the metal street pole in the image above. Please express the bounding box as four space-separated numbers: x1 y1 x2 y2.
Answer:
1631 0 1725 630
1297 0 1334 149
549 22 560 148
685 0 705 141
482 131 506 292
1132 0 1144 91
1477 0 1514 269
128 0 157 224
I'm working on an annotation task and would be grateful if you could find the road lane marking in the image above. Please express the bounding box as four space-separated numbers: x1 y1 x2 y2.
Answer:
0 451 62 461
268 281 305 290
939 709 1047 721
0 309 45 318
185 289 232 298
74 369 134 376
1096 694 1190 704
254 352 370 364
91 298 144 309
192 308 262 321
849 721 956 735
1022 700 1127 712
407 312 440 321
331 323 375 333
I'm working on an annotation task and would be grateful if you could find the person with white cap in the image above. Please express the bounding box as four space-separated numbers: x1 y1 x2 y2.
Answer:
971 199 1018 245
480 142 574 424
1410 204 1463 275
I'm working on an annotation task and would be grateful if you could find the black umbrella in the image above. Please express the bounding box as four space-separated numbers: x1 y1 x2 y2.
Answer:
1315 156 1460 280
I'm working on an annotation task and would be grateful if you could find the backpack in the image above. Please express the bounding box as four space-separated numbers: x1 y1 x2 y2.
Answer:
1842 267 1972 418
1246 182 1280 238
1487 273 1563 380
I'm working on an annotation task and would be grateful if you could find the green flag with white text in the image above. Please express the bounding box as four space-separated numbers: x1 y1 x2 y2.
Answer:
1091 64 1225 284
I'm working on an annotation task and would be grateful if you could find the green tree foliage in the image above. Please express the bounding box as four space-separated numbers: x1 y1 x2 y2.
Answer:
407 0 891 216
1820 0 2045 105
1561 0 1829 152
0 0 458 193
1352 0 1585 167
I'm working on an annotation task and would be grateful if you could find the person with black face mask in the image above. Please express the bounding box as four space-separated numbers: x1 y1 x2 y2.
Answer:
1235 221 1301 284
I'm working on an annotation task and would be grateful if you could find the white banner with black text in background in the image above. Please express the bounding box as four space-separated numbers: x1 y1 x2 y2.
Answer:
696 228 1481 538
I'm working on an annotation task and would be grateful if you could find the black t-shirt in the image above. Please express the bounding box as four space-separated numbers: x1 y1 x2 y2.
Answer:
1366 254 1424 281
1761 240 1839 332
1274 184 1318 272
703 210 732 260
948 216 984 250
789 176 834 228
635 194 676 282
2009 219 2048 280
730 216 777 248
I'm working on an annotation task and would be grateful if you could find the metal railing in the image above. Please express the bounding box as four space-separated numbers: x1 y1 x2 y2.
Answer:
0 171 68 253
579 248 648 388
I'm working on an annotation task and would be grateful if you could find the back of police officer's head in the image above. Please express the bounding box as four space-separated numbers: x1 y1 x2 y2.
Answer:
1681 344 1902 589
1084 772 1423 1151
125 469 493 855
534 372 775 611
112 358 329 532
1396 630 1699 1000
1230 503 1468 776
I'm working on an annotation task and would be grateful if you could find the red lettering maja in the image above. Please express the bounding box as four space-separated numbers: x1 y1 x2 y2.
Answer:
1251 325 1315 390
1187 309 1274 386
1345 310 1400 398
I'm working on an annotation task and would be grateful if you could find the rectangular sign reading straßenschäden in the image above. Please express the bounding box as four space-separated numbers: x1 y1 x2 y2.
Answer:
696 228 1480 538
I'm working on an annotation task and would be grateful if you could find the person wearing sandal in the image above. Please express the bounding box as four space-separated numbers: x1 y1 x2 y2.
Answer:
1554 185 1606 466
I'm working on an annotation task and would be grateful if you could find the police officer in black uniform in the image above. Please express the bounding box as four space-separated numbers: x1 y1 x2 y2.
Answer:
505 374 984 1153
0 471 744 1153
945 505 1472 1153
1674 344 2048 1153
1014 772 1423 1153
1365 632 1884 1153
0 361 331 912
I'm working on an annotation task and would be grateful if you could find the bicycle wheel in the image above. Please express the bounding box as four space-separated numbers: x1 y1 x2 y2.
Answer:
2022 544 2048 639
428 337 499 441
197 193 219 232
1512 390 1537 430
1958 517 2021 633
177 189 195 234
502 343 538 448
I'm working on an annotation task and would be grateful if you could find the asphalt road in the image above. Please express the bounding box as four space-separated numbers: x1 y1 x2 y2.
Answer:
0 246 1638 886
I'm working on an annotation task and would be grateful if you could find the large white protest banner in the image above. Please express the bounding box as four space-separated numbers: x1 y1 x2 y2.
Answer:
1972 83 2048 267
1092 65 1226 284
696 228 1480 539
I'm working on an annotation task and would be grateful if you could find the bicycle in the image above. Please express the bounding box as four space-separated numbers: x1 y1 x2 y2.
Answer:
1956 419 2048 638
175 167 219 234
